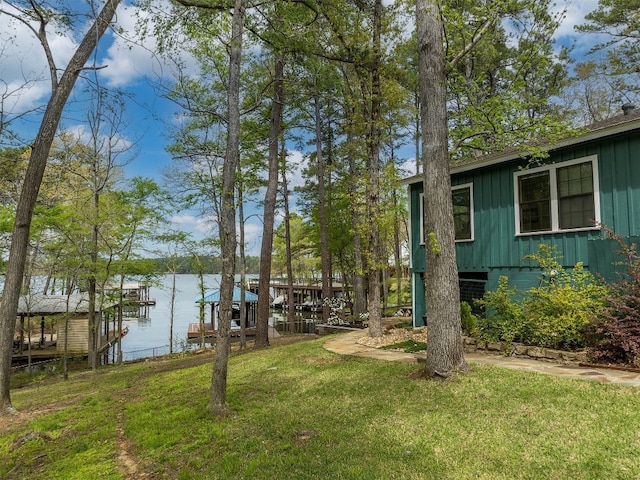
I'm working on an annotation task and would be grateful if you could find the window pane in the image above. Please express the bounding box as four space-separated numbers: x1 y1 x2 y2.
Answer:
557 161 594 229
559 194 595 229
519 172 551 232
452 189 469 208
520 171 550 200
452 187 471 240
454 214 471 239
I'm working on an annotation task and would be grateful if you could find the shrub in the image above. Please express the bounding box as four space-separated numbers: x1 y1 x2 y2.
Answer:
520 260 609 350
460 301 477 335
474 276 526 344
475 245 608 351
588 228 640 366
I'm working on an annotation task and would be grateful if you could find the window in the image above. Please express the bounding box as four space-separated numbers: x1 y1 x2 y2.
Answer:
518 171 551 232
419 184 474 243
452 184 473 241
514 155 599 235
557 162 595 229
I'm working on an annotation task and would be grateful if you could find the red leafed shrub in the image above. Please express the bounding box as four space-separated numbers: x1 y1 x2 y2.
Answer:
588 227 640 366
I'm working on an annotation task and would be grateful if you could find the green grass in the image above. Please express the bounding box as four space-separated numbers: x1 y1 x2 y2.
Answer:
381 339 427 352
2 337 640 479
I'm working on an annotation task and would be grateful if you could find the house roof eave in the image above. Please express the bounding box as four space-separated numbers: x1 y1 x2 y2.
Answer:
402 112 640 186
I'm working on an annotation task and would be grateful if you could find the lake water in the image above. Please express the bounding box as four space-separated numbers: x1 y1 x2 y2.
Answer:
120 274 226 360
6 273 322 365
118 274 309 361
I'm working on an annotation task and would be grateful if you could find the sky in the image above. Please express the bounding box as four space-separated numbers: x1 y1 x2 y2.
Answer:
0 0 604 256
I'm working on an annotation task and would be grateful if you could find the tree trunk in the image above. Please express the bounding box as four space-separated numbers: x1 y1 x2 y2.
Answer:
169 270 176 354
0 0 122 416
382 266 389 311
314 93 331 323
88 275 98 369
280 150 296 333
414 92 421 176
255 53 285 348
197 270 206 349
208 0 244 416
417 0 467 377
347 120 367 319
365 0 384 338
238 176 247 349
393 187 403 308
88 192 99 370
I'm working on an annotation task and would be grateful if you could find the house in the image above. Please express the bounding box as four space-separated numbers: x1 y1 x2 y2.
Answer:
404 107 640 327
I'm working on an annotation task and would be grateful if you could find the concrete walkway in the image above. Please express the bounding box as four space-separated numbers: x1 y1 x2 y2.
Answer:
323 329 640 387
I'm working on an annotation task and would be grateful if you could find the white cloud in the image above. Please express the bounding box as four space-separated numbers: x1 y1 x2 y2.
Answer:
552 0 610 57
98 4 166 87
284 149 306 189
399 157 418 177
240 221 264 254
58 123 134 156
165 214 264 255
0 1 193 117
171 213 214 234
98 2 201 88
0 4 78 114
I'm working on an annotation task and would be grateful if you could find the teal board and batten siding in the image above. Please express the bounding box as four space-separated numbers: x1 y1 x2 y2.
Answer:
408 128 640 327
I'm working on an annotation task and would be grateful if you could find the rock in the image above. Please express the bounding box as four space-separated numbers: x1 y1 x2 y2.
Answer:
542 349 562 360
528 347 545 358
514 345 529 356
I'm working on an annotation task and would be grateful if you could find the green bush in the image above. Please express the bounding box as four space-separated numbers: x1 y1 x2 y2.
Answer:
460 301 477 335
475 276 528 344
474 245 609 351
588 227 640 366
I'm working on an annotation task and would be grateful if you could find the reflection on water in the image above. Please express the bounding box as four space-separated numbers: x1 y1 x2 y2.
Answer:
269 310 321 335
119 274 221 360
118 274 319 361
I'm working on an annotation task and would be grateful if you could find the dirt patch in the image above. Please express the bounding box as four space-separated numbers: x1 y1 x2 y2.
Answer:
0 397 85 436
141 349 215 373
408 368 431 380
115 404 149 480
356 326 427 350
293 429 318 446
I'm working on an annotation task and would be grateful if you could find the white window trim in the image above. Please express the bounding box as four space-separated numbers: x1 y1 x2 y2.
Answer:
452 182 474 242
419 192 424 245
419 184 474 244
513 155 601 236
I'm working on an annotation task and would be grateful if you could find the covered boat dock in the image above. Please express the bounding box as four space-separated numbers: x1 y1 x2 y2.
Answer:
188 286 279 341
12 293 122 364
248 279 345 312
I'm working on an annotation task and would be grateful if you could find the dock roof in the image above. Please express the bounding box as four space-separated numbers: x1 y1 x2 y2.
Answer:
199 286 259 304
16 294 112 315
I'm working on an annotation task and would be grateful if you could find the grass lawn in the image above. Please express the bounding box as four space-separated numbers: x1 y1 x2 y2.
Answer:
2 335 640 479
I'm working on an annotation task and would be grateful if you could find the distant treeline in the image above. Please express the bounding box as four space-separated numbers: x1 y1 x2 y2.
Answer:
127 256 261 275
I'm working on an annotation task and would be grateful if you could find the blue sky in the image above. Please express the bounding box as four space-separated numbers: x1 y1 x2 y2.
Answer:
0 0 604 255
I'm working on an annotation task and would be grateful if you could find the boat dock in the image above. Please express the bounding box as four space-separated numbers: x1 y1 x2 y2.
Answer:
186 323 280 342
12 327 128 368
119 282 156 306
187 322 256 340
247 279 345 312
